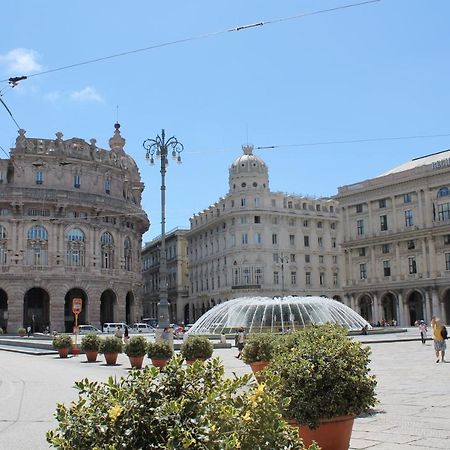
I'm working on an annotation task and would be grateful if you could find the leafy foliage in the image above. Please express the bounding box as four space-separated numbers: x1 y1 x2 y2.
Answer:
47 355 319 450
147 340 173 359
180 335 213 361
242 333 276 364
100 336 123 354
52 334 73 350
267 324 377 429
124 335 148 357
17 327 26 335
80 333 102 352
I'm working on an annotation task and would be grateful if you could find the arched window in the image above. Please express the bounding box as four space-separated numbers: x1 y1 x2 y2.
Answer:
437 187 450 198
66 228 85 266
100 232 114 269
124 237 132 271
27 225 48 266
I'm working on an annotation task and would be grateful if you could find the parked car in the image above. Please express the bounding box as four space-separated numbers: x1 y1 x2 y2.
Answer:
78 325 102 335
131 323 154 333
102 322 129 334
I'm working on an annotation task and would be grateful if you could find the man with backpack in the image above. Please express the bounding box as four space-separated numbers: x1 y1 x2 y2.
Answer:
432 318 447 363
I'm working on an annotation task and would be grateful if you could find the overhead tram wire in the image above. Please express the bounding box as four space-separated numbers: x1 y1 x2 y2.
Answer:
0 0 381 84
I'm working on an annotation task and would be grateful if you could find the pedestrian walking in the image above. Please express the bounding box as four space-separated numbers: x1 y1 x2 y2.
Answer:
234 327 246 359
26 325 32 337
123 326 129 343
432 318 446 363
418 320 427 344
114 325 123 339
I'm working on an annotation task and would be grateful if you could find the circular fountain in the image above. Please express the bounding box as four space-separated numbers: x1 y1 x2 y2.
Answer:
188 296 370 335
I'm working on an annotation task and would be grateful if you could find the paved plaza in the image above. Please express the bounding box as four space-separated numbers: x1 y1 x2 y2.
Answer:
0 332 449 449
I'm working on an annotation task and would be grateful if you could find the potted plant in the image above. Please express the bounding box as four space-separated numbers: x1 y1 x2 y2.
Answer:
180 335 213 364
242 333 276 380
267 324 377 450
80 333 102 362
100 336 123 365
52 334 73 358
147 340 173 368
18 327 26 337
124 335 148 369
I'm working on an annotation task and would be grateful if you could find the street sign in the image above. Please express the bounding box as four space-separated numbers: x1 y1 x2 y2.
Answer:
72 298 82 315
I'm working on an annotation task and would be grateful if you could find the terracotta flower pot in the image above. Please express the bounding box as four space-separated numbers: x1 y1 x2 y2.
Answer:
85 350 98 362
151 358 169 368
129 355 145 369
104 352 119 365
186 358 207 365
58 348 70 358
288 415 354 450
71 346 80 356
249 361 269 382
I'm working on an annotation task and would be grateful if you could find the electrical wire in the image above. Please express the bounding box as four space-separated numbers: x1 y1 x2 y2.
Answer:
0 96 21 129
0 0 380 84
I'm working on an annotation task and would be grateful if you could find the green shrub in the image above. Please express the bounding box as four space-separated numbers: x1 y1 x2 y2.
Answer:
80 333 102 352
267 324 377 429
100 336 123 354
180 335 213 361
124 335 148 357
242 333 277 364
18 327 26 336
52 334 73 350
147 340 173 359
47 355 320 449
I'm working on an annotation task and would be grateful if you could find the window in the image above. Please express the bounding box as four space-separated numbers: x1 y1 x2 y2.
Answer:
289 234 295 245
302 203 307 210
437 202 450 221
288 201 293 209
254 197 260 207
290 253 296 262
382 243 391 254
438 187 450 198
383 260 391 277
273 271 279 285
332 238 336 248
404 192 412 203
27 225 48 266
318 237 323 248
0 225 6 239
444 235 450 245
104 179 111 194
66 228 85 266
317 221 323 229
255 267 263 284
254 232 262 244
333 273 338 286
272 233 278 245
241 198 246 207
74 175 81 188
379 198 386 208
271 199 276 207
272 216 278 225
254 215 261 224
305 272 311 285
273 253 279 263
408 256 417 274
291 271 297 285
316 204 321 211
407 240 415 250
356 204 363 213
231 200 235 208
305 254 310 263
358 247 366 257
404 210 414 227
380 215 388 231
124 237 132 271
304 236 310 247
303 220 309 227
330 205 334 213
319 272 325 285
360 263 367 279
243 267 251 284
241 233 248 245
446 253 450 271
357 219 364 236
288 218 296 226
332 255 338 264
240 216 247 224
319 255 324 263
100 232 114 269
330 222 336 230
36 171 44 185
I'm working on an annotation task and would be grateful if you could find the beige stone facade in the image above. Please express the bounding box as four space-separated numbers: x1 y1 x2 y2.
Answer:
0 125 149 333
183 145 343 323
336 150 450 326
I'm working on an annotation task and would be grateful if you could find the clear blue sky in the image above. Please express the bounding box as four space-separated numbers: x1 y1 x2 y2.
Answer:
1 0 449 241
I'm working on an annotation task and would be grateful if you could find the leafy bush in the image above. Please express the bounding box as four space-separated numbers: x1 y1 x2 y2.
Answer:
124 335 148 357
100 336 123 354
242 333 276 364
80 333 102 352
180 335 213 361
147 340 173 359
18 327 26 336
267 324 377 429
47 355 319 449
52 334 73 350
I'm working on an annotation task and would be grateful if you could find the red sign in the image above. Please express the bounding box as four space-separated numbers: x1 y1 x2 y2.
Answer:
72 298 83 315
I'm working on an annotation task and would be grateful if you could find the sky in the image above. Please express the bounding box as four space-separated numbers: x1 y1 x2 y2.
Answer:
1 0 450 242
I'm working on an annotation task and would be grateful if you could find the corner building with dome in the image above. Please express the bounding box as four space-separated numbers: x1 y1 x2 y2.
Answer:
183 145 343 324
0 125 149 333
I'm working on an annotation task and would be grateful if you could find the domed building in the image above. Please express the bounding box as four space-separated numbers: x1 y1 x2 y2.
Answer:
0 125 149 332
183 145 342 324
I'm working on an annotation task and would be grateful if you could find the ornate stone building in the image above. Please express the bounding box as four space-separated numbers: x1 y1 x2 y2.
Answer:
183 145 343 324
0 125 149 332
336 149 450 326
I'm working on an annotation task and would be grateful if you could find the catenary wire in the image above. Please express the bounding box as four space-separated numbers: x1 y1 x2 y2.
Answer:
0 0 381 84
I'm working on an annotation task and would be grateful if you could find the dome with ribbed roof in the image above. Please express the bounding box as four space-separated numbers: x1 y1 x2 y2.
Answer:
228 144 269 192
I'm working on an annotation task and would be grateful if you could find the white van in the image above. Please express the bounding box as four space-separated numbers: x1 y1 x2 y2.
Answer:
102 322 128 334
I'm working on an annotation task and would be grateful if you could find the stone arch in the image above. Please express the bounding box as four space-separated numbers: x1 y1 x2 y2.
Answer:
380 291 398 324
100 289 117 325
64 288 88 333
0 289 7 332
406 290 425 326
24 287 50 332
442 288 450 325
125 291 134 325
357 293 373 324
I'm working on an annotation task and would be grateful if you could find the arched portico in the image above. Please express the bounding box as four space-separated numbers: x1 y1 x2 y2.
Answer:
0 289 7 332
358 294 373 324
64 289 88 332
125 291 134 325
380 292 398 324
100 289 117 325
406 290 424 326
24 287 50 332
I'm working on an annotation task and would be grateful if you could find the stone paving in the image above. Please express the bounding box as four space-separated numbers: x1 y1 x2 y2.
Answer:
0 330 448 449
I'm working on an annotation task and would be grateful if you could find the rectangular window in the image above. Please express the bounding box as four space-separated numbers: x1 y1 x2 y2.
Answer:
288 218 296 226
380 215 388 231
444 234 450 245
316 204 321 211
383 260 391 277
241 198 246 207
290 253 296 263
305 272 311 285
446 253 450 271
332 255 338 264
243 267 251 284
318 237 323 247
330 205 334 213
255 267 263 284
317 221 323 229
356 204 363 213
407 240 415 250
438 202 450 221
304 236 310 247
358 247 366 257
273 271 279 285
240 216 247 224
254 197 260 207
357 219 364 236
319 255 324 263
74 175 81 188
330 222 336 230
360 263 367 279
319 272 325 285
271 199 276 207
303 220 309 227
291 271 297 285
254 215 261 224
289 234 295 246
333 273 338 286
254 232 262 244
405 209 414 227
272 233 278 245
379 198 386 208
36 171 44 185
305 254 310 263
272 216 278 225
288 201 293 209
231 200 235 208
332 238 336 248
104 179 111 194
273 253 279 263
382 243 391 254
241 233 248 245
404 192 412 203
408 256 417 274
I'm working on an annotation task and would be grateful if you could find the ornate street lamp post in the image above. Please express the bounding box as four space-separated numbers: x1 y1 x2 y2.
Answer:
143 130 183 330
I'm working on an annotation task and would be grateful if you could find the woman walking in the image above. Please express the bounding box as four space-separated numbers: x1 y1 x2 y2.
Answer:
418 320 427 344
432 318 446 363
